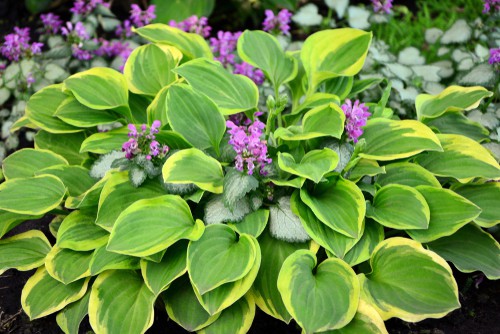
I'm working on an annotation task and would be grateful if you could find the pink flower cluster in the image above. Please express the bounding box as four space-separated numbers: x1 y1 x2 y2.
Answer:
169 15 212 38
122 121 169 161
490 48 500 66
0 27 43 62
371 0 393 14
40 13 63 34
341 99 371 143
61 22 92 60
262 9 293 36
70 0 109 16
483 0 500 13
226 113 272 175
116 4 156 38
233 62 265 85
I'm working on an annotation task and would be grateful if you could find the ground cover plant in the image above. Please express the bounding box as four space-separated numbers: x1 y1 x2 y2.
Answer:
0 13 500 333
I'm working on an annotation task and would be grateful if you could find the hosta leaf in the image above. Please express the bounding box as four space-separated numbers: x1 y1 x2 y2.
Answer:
0 230 51 275
89 246 140 275
56 290 90 334
427 224 500 280
416 85 492 120
324 76 353 100
359 119 442 161
375 162 441 188
291 191 358 258
0 175 66 215
198 295 255 334
278 148 338 183
89 270 155 334
152 0 215 23
80 126 129 154
323 299 388 334
54 96 119 128
163 148 224 194
284 92 340 126
63 67 131 120
134 23 213 60
124 43 181 96
453 183 500 228
35 165 96 197
228 209 269 238
25 84 81 133
108 195 204 257
0 210 42 239
301 29 372 94
96 172 165 231
187 224 257 295
406 186 481 243
141 240 188 296
65 172 114 210
415 134 500 182
223 168 259 210
300 176 365 238
174 58 259 115
166 84 225 152
2 148 68 180
45 246 93 284
163 275 220 331
34 131 89 165
237 30 297 88
251 231 309 323
277 250 360 333
21 267 89 320
358 238 460 322
275 104 345 141
57 210 108 251
424 110 490 142
366 184 430 230
348 159 385 182
343 220 384 267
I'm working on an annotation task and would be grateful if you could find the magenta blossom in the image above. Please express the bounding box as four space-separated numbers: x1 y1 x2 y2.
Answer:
122 121 169 160
210 31 241 67
169 15 211 38
371 0 393 14
262 9 293 36
130 4 156 27
115 20 133 38
70 0 109 15
0 27 43 62
483 0 500 13
233 62 265 85
489 48 500 68
227 114 272 175
341 99 371 143
40 13 63 34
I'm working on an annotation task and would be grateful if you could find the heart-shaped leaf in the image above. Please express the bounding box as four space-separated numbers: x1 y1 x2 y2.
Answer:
278 148 338 183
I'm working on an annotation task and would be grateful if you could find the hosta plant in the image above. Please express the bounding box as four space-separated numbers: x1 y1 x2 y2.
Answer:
1 24 500 334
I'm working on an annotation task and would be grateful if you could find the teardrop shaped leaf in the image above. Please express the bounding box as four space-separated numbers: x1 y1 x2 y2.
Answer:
174 58 259 115
0 175 66 215
427 224 500 280
54 96 119 128
300 176 365 238
2 148 68 180
228 209 269 238
278 250 360 333
416 85 492 120
343 220 384 267
0 230 51 275
124 43 181 96
359 119 442 161
237 30 297 88
56 290 90 334
108 195 204 257
198 295 255 334
323 299 388 334
162 148 224 193
415 134 500 181
367 184 430 230
278 148 338 183
406 186 481 243
301 29 372 94
89 270 155 334
453 182 500 228
188 224 257 295
141 240 188 296
423 112 490 142
89 245 140 276
21 267 89 320
359 237 460 322
80 126 129 154
375 162 441 188
35 131 89 165
35 165 96 198
166 84 225 152
45 246 93 284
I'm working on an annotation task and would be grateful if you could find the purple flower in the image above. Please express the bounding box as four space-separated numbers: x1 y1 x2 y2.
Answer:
210 31 241 67
0 27 43 62
262 9 293 36
227 114 271 175
41 13 62 34
70 0 109 15
233 62 265 85
26 72 35 88
483 0 500 13
115 19 133 38
371 0 393 14
489 48 500 66
169 15 212 37
71 45 93 60
122 121 169 161
341 99 371 143
130 4 156 27
61 22 90 40
122 138 139 159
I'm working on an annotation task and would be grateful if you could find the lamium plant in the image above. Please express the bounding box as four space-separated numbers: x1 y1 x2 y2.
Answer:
0 23 500 334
